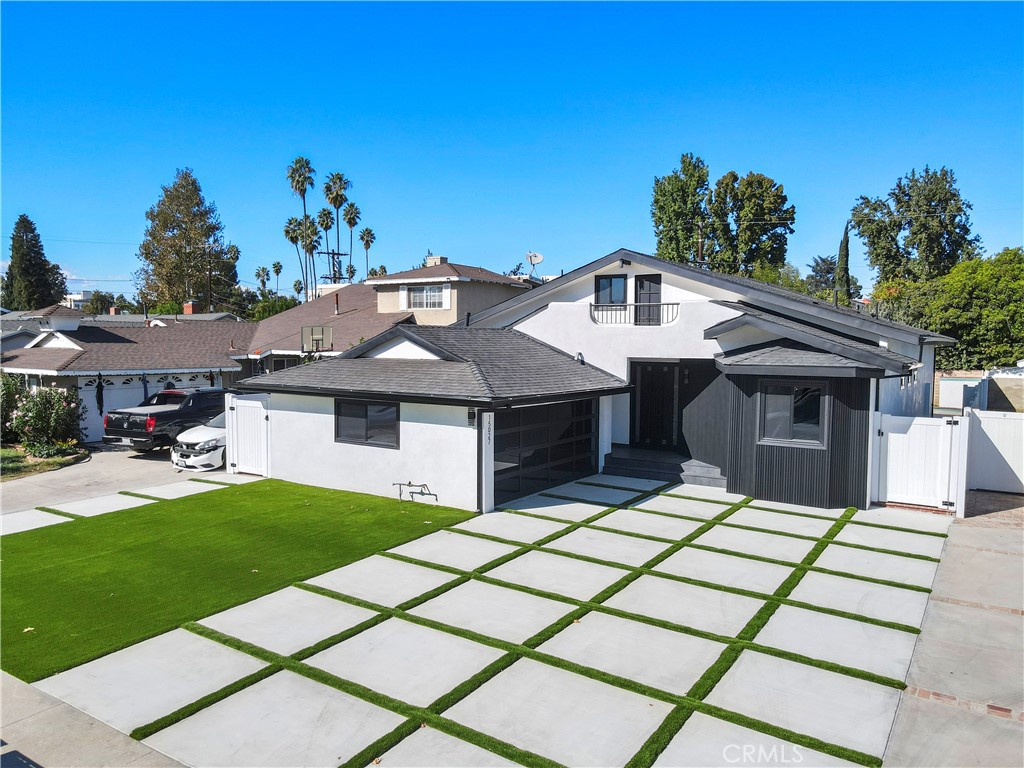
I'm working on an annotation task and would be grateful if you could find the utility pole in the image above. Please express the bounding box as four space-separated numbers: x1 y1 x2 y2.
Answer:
315 249 348 282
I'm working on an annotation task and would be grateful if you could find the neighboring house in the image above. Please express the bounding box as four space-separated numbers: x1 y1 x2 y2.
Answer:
235 284 414 374
235 249 955 513
1 305 256 442
365 254 531 325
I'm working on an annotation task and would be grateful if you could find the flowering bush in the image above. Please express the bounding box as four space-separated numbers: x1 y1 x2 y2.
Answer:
1 373 25 443
11 386 86 457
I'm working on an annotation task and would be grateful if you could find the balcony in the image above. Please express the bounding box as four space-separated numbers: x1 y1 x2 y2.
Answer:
589 303 680 326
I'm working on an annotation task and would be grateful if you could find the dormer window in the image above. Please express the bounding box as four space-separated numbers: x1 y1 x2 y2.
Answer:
409 285 444 309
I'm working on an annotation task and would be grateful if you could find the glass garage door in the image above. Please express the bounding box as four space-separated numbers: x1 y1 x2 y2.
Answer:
494 400 597 507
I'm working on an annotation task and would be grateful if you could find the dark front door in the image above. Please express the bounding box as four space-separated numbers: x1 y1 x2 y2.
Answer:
631 362 678 449
635 274 662 326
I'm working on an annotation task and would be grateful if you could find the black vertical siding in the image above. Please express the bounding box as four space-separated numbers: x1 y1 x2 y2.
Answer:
721 374 870 509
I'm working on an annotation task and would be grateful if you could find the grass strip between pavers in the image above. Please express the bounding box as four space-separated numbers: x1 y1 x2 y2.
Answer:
627 506 884 768
117 490 167 502
737 502 949 539
127 491 891 768
35 506 84 520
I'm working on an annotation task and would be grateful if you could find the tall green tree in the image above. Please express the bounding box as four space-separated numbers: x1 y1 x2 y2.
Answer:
133 170 239 309
804 253 862 302
835 221 853 306
709 171 795 272
1 215 67 310
324 172 352 279
283 217 304 299
287 157 316 290
255 266 270 294
298 215 321 299
317 208 335 282
271 261 283 294
83 290 115 314
359 227 376 279
651 153 710 264
342 203 361 278
851 166 980 282
249 294 301 321
293 279 304 298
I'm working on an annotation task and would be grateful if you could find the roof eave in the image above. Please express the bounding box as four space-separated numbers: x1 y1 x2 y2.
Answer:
713 359 884 379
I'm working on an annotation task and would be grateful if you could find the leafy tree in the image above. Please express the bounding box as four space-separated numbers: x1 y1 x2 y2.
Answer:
151 300 183 314
114 294 138 313
287 156 316 289
851 166 980 282
835 221 853 306
710 171 795 272
317 208 335 281
505 263 525 277
255 266 270 294
271 261 283 294
249 294 301 321
804 254 863 302
652 153 710 264
84 290 115 314
324 172 352 279
343 203 361 278
134 169 240 309
283 217 304 295
359 227 375 279
1 215 67 310
747 261 808 294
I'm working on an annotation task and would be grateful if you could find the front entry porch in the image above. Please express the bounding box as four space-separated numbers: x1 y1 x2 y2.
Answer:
603 445 727 488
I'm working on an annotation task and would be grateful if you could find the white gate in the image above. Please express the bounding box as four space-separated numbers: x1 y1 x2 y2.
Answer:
225 394 270 477
965 408 1024 494
873 413 969 516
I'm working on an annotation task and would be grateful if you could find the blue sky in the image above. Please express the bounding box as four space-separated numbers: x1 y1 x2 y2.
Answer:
2 2 1021 299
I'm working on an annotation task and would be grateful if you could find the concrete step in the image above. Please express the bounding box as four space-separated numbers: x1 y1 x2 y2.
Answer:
602 458 728 489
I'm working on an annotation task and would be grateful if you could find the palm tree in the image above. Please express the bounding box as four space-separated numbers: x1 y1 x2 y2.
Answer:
359 227 376 279
271 261 283 294
343 203 361 279
287 157 316 289
255 266 270 294
283 217 305 298
299 214 321 300
293 279 304 298
324 173 351 279
317 208 335 282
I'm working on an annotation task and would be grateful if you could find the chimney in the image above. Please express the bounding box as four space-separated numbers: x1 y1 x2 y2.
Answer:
109 307 120 315
425 254 448 267
183 300 196 315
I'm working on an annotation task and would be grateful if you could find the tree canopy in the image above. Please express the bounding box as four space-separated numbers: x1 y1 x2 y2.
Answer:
134 169 240 310
851 166 980 283
652 154 795 274
1 215 67 310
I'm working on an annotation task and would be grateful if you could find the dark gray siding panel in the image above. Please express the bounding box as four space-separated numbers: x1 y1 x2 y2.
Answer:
679 361 731 469
722 375 870 509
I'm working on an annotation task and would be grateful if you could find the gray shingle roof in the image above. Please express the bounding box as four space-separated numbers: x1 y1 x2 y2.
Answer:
716 340 871 373
708 301 918 371
1 323 255 374
238 325 628 403
366 262 529 287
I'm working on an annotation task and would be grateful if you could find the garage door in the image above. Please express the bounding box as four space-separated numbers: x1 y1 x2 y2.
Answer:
494 399 597 506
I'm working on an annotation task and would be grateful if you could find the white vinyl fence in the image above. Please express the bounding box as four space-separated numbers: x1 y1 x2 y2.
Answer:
965 408 1024 495
225 393 270 477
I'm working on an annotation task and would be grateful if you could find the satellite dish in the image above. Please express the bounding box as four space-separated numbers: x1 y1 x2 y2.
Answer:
525 251 544 279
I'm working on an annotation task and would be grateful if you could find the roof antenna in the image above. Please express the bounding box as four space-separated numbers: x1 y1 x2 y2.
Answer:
526 251 544 280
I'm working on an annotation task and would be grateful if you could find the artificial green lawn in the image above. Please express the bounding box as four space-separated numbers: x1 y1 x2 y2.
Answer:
0 479 472 682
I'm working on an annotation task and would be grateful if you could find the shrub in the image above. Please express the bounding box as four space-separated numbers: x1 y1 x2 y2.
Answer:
1 373 25 443
11 386 86 457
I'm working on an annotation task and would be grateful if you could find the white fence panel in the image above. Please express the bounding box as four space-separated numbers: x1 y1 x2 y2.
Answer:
225 394 270 476
966 409 1024 494
875 414 967 514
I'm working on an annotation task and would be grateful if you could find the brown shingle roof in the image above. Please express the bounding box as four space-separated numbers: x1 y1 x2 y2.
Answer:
25 305 85 318
246 285 414 355
1 323 256 374
366 262 528 287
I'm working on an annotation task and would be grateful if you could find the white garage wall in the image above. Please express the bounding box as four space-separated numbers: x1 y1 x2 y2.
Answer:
267 393 479 511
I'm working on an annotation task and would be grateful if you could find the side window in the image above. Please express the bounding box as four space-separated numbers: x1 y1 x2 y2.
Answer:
334 400 400 448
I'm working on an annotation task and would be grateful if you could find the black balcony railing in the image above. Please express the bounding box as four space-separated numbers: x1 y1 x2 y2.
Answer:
589 303 680 326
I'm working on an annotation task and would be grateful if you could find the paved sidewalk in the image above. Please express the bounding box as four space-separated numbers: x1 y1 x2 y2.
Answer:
1 672 182 768
882 492 1024 767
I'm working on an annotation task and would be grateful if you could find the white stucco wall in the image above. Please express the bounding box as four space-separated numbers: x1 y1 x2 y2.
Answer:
266 393 479 511
878 343 933 417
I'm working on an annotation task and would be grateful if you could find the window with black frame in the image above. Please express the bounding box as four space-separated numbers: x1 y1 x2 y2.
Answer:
760 383 824 446
335 400 399 448
594 275 626 305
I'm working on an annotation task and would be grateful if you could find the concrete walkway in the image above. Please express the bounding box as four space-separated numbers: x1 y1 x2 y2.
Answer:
883 492 1024 767
22 477 962 767
1 672 182 768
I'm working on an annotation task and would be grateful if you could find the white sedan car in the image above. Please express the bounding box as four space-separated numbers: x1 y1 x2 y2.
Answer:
171 412 226 472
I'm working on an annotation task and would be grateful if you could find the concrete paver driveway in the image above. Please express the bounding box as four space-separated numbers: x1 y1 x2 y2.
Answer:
29 473 967 767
